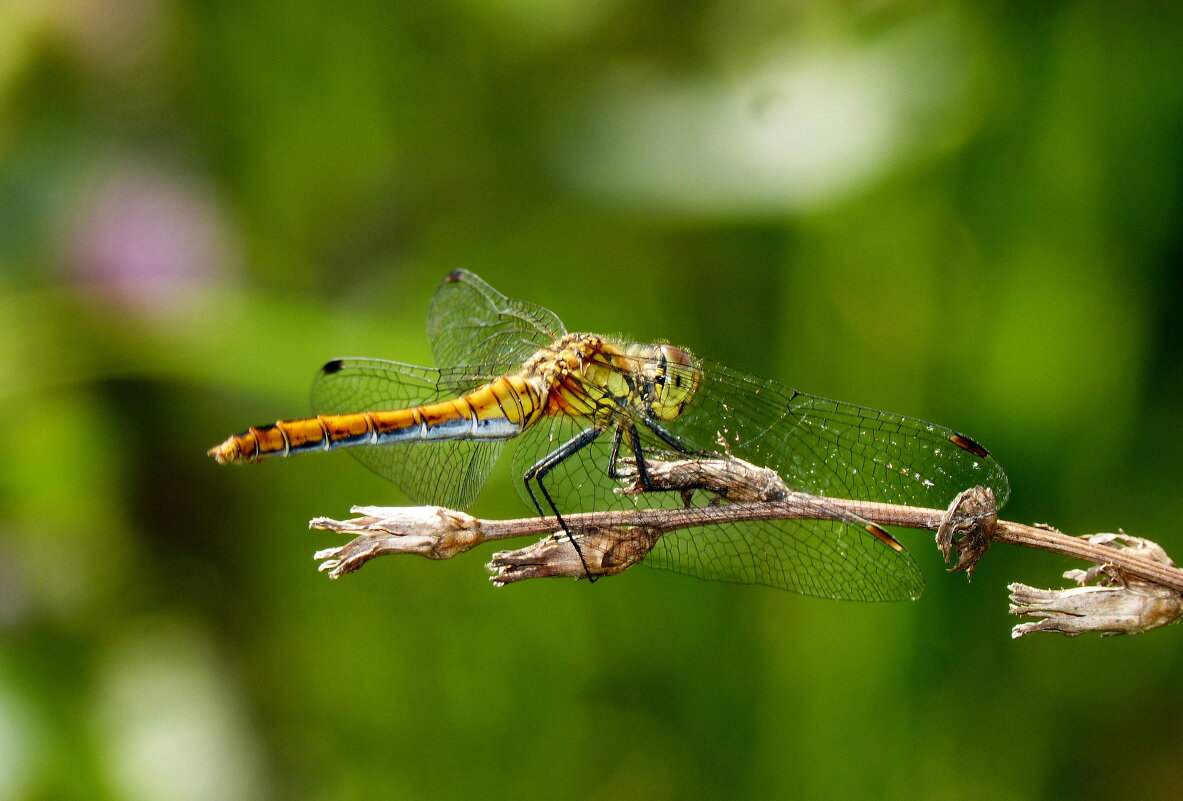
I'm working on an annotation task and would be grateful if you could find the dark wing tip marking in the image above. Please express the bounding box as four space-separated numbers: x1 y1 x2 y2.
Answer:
443 269 467 284
865 523 905 553
321 359 346 375
949 433 990 459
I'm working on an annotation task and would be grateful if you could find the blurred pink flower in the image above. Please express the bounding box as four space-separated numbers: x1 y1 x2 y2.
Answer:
67 165 236 316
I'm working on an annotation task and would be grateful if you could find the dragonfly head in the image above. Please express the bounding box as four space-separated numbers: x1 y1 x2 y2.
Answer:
644 344 701 421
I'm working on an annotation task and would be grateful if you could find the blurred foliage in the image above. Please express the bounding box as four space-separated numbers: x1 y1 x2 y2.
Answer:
1 1 1183 799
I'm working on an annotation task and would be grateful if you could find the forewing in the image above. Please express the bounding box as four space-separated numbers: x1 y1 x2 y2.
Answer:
426 269 566 370
666 357 1011 509
311 358 511 509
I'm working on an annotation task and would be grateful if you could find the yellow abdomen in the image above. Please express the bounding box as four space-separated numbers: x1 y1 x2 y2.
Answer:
208 374 546 464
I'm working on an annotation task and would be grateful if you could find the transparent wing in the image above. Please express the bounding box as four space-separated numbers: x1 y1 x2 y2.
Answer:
426 269 566 370
671 357 1010 509
506 407 924 601
504 352 1008 600
640 358 1011 600
304 268 565 508
646 519 924 601
310 358 516 509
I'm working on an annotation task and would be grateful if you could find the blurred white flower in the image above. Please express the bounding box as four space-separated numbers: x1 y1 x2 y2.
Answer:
91 618 267 801
554 16 977 217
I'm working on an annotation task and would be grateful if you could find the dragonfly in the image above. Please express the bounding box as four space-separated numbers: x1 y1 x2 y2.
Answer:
209 269 1009 601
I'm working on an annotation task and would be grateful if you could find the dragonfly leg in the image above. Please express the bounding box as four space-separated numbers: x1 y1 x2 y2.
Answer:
608 424 655 489
605 426 630 481
607 413 692 481
605 423 698 508
640 416 692 455
634 417 729 504
522 426 603 581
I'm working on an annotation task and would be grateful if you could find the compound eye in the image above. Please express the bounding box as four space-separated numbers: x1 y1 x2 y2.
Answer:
650 344 700 420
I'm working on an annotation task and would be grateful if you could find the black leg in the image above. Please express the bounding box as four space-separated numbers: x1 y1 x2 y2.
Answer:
633 417 717 503
640 416 692 455
607 415 691 480
606 426 628 480
523 426 603 580
609 421 704 506
626 424 653 489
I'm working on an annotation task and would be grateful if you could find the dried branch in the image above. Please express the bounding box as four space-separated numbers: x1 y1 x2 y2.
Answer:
310 456 1183 637
1008 534 1183 637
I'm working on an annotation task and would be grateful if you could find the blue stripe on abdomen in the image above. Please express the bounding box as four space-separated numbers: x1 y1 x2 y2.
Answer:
373 414 522 444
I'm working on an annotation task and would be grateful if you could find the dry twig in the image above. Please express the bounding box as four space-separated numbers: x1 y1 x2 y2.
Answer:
310 456 1183 637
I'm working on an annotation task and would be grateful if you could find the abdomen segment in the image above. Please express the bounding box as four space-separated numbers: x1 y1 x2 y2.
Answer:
208 375 543 464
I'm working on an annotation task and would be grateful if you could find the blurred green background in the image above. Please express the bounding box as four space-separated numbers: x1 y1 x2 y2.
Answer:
2 1 1182 799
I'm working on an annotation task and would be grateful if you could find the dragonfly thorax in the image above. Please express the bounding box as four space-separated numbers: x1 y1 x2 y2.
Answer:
524 334 701 425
